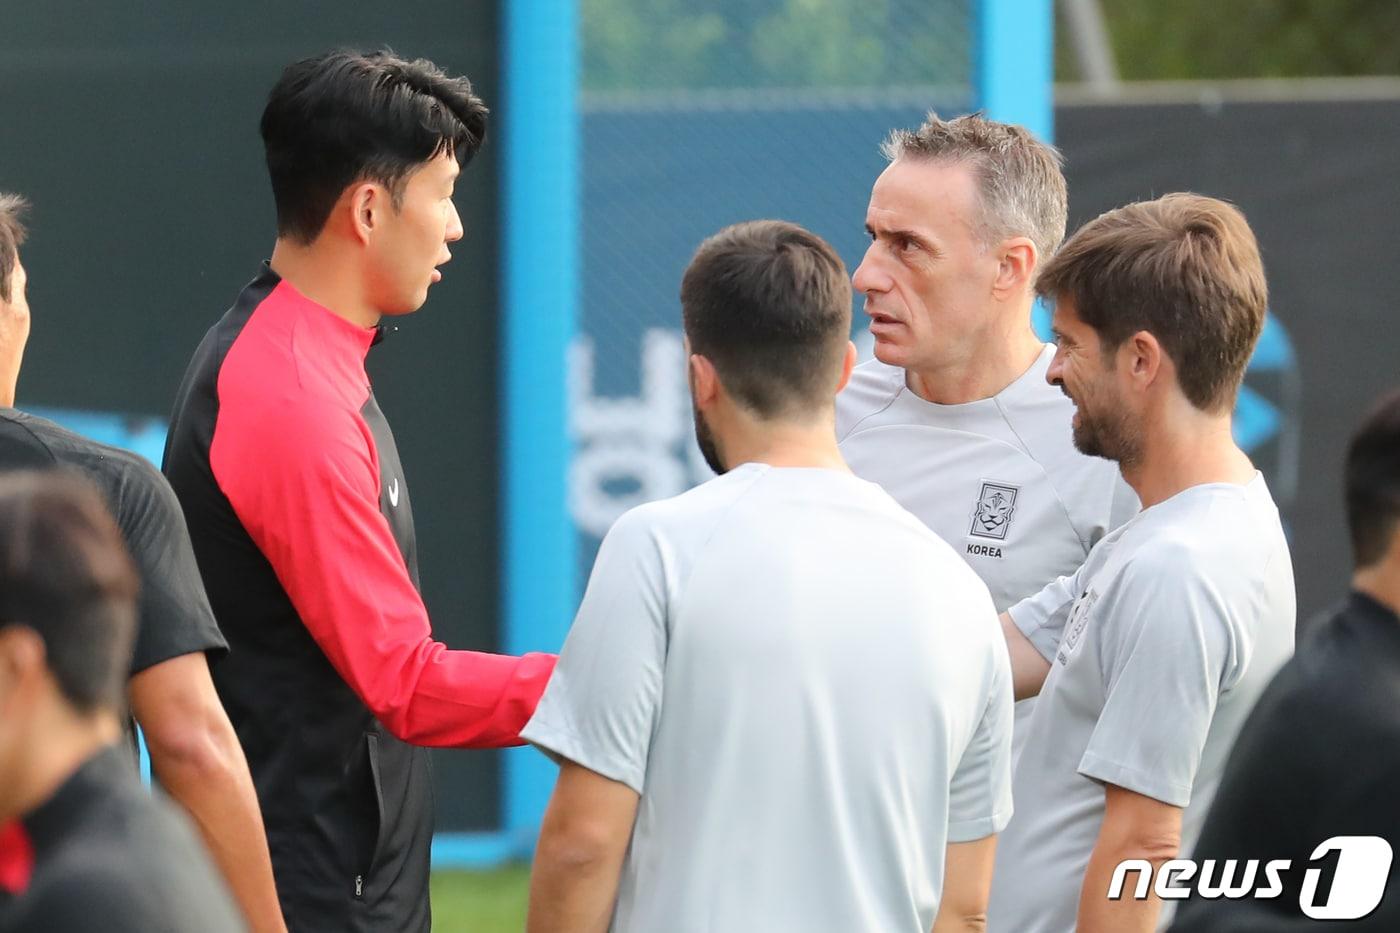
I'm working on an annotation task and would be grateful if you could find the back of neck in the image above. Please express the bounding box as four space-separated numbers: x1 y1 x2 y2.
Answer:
717 413 849 474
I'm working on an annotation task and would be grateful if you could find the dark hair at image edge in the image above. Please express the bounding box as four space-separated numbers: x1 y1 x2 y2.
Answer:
0 472 139 713
1346 388 1400 569
0 193 29 303
261 48 489 244
681 220 852 419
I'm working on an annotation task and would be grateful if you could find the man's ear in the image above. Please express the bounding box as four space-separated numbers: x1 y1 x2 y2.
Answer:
992 237 1037 299
345 182 387 246
1122 330 1164 391
688 353 720 409
835 340 858 394
0 627 46 710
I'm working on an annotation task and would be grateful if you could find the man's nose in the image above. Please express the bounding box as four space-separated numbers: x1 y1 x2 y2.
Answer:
851 245 889 295
445 201 464 243
1046 348 1066 387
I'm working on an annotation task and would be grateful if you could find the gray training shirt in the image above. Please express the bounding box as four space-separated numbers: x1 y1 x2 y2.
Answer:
524 463 1014 933
988 474 1296 933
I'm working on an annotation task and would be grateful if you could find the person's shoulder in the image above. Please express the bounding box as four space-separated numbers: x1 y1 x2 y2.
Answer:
0 408 74 460
217 286 367 421
618 465 766 531
214 366 365 467
0 410 162 497
22 780 206 923
835 357 904 439
21 831 240 933
1295 600 1400 715
1109 498 1288 618
13 855 158 931
1146 479 1285 566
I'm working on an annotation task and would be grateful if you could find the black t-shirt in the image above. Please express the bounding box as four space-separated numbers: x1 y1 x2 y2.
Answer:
0 408 227 673
1171 591 1400 931
0 745 244 933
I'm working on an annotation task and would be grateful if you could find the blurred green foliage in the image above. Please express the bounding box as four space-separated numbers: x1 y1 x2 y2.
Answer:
581 0 971 92
581 0 1400 93
1085 0 1400 80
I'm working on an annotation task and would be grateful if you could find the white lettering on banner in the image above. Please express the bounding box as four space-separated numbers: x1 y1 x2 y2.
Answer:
1107 836 1391 920
569 329 715 538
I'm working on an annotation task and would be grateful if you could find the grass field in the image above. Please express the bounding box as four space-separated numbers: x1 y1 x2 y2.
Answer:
431 865 531 931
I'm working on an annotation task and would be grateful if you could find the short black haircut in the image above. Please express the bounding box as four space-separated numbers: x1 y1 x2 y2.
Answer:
1346 388 1400 569
681 220 852 418
0 192 29 303
0 472 138 713
261 49 489 244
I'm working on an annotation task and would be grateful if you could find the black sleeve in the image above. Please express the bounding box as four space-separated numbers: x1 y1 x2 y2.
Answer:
111 453 228 674
1173 659 1400 932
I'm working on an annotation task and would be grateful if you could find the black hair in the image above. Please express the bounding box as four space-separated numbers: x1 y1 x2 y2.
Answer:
681 220 852 418
1346 388 1400 569
0 471 138 713
261 49 489 243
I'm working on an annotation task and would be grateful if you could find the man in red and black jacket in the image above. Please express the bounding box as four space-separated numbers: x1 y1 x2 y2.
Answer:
163 50 555 932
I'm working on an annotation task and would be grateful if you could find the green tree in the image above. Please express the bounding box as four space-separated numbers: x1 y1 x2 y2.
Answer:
1070 0 1400 81
581 0 973 93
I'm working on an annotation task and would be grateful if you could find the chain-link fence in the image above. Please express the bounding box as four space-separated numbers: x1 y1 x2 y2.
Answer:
569 0 977 569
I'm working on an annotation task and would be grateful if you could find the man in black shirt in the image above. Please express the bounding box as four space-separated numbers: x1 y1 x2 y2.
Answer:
0 472 244 932
1171 388 1400 931
0 193 284 930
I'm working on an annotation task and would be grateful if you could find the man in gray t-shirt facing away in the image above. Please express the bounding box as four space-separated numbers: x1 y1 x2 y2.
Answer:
524 221 1014 933
989 194 1296 933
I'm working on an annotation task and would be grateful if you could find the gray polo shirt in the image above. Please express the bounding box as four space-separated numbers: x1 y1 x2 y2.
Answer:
523 463 1014 933
987 474 1296 933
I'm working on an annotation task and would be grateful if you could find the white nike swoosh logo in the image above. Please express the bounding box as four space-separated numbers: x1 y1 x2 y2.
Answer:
388 478 400 508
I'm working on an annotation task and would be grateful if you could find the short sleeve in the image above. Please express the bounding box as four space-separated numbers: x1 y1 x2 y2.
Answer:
1078 554 1239 807
114 456 228 674
1007 566 1083 663
520 509 669 795
947 637 1015 842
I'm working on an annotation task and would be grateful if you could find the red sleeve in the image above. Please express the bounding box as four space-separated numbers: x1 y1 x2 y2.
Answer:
0 821 34 895
211 396 555 748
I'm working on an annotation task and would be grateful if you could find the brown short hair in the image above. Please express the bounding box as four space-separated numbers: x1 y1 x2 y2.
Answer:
0 472 139 713
0 193 28 303
681 220 851 418
883 112 1067 270
1037 193 1267 412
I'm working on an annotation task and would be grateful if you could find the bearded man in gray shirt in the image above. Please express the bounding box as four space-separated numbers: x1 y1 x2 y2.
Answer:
991 193 1296 933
